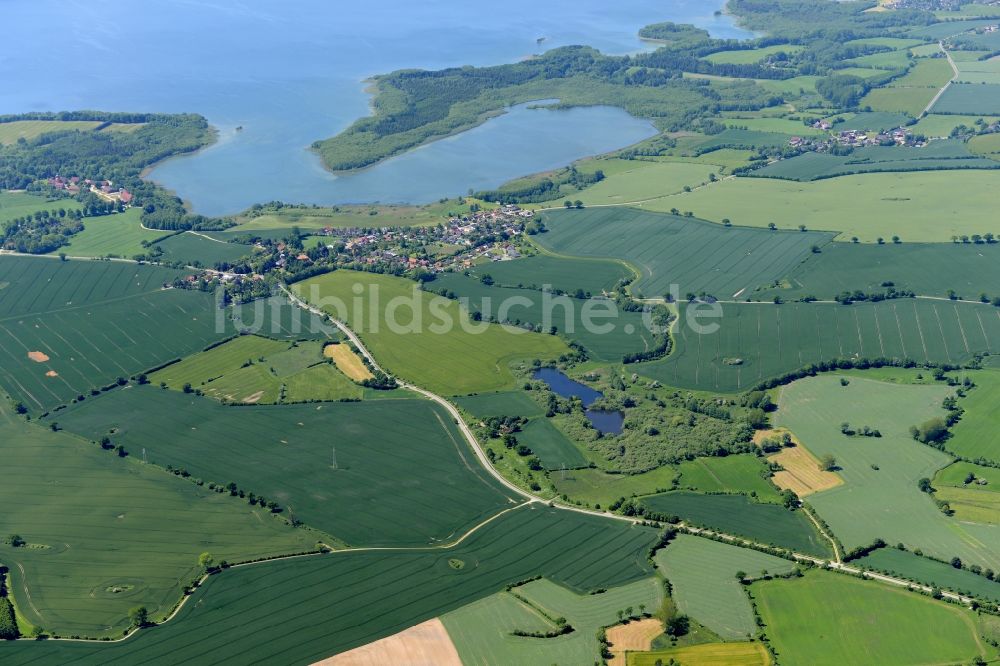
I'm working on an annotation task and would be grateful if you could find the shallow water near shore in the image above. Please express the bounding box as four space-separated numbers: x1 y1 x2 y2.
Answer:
0 0 751 214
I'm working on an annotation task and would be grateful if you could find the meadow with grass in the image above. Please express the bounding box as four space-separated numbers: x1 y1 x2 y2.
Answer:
776 375 1000 570
753 569 987 666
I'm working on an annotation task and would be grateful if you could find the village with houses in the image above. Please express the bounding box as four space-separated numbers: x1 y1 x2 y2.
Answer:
172 203 541 302
47 174 134 204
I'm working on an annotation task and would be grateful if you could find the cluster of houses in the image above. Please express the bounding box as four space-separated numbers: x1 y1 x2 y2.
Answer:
788 125 919 151
48 175 133 204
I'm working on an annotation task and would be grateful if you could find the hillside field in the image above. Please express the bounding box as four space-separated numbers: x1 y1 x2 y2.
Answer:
293 270 569 395
643 170 1000 242
535 207 833 300
0 401 314 638
461 253 631 296
0 506 658 665
51 387 518 547
640 299 1000 393
0 257 228 412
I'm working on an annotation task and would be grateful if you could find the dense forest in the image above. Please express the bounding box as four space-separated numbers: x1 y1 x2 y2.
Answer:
314 0 941 172
0 113 229 232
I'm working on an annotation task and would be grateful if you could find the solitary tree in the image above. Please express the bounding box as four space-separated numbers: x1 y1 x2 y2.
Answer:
199 552 215 572
8 535 25 548
128 606 148 629
819 454 837 472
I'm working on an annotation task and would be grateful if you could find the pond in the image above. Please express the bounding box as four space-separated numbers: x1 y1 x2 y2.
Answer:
532 368 624 435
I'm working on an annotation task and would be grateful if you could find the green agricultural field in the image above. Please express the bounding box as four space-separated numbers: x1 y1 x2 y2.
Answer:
687 128 796 152
944 369 1000 462
860 86 940 117
933 459 1000 524
641 491 830 557
518 417 588 470
0 256 232 412
628 642 770 666
563 160 719 206
0 190 83 226
753 569 988 666
0 505 658 665
534 207 833 300
913 113 998 136
845 49 912 69
152 231 252 267
429 273 655 362
675 454 782 503
758 240 1000 300
229 294 336 342
460 253 631 295
855 547 1000 602
776 375 1000 570
444 576 662 665
907 18 1000 40
703 44 804 64
723 117 826 135
933 82 1000 114
846 37 928 50
886 57 954 88
0 120 102 144
51 386 517 547
935 485 1000 523
751 139 998 181
293 270 569 395
935 460 1000 488
645 169 1000 241
832 110 913 131
56 209 167 258
655 535 795 640
553 466 679 507
969 131 1000 157
453 390 544 418
640 299 1000 393
0 400 314 638
152 335 363 403
229 199 481 233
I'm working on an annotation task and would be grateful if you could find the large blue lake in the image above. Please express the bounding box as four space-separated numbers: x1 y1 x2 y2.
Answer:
0 1 751 214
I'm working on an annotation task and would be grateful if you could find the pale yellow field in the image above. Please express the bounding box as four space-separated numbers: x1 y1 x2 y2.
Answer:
755 429 843 497
315 618 461 665
323 343 373 381
628 641 771 666
0 120 145 145
607 618 663 666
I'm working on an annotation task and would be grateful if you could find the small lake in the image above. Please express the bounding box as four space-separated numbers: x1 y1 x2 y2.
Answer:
150 102 657 215
0 0 752 215
532 368 625 434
